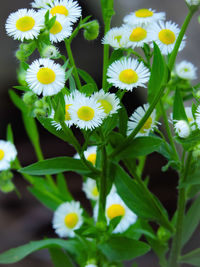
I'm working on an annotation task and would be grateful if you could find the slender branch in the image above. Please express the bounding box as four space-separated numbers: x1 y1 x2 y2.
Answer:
64 38 82 91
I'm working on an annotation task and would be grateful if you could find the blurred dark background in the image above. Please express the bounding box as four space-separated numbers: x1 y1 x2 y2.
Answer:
0 0 200 266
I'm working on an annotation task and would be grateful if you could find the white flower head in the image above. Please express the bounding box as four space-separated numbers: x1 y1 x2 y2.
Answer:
107 58 150 91
52 201 83 238
26 58 65 96
5 9 44 41
83 178 99 201
123 8 166 26
185 0 200 6
69 95 106 130
102 27 129 49
41 45 60 58
74 146 97 166
124 24 152 49
127 104 157 137
45 0 82 24
31 0 53 8
49 14 72 43
175 60 197 80
94 192 137 233
0 141 17 171
85 265 98 267
195 105 200 130
92 89 120 117
174 120 190 138
148 21 186 55
185 107 196 130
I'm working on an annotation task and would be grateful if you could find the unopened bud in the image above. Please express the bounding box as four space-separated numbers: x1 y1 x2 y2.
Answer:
41 45 60 59
23 92 38 105
83 20 99 41
174 120 190 138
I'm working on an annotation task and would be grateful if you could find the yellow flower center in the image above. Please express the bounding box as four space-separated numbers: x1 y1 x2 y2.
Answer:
64 212 78 229
65 104 72 121
0 149 5 161
158 29 176 45
139 117 153 133
37 67 56 84
98 99 113 114
119 69 138 84
183 68 189 72
87 153 96 165
188 117 193 123
16 16 35 32
107 204 125 220
50 20 63 35
50 5 69 16
135 9 153 18
92 186 99 197
129 27 147 42
114 35 122 43
77 106 95 121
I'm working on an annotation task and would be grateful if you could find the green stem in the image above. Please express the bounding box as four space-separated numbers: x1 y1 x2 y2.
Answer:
168 152 192 267
64 39 82 91
159 99 179 161
136 156 146 178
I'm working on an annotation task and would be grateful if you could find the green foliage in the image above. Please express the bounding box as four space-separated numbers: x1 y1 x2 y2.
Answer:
181 248 200 266
49 248 76 267
77 68 98 92
173 88 188 122
6 124 14 144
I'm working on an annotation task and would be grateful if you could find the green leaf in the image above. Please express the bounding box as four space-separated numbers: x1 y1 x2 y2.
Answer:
182 195 200 246
56 173 73 201
65 67 73 81
69 76 76 91
148 43 166 104
102 114 118 137
109 49 124 65
9 90 28 113
181 248 200 266
46 15 57 30
6 124 14 143
13 85 29 91
0 239 77 264
173 88 188 122
19 156 96 177
99 236 150 261
115 136 163 160
113 163 172 231
118 104 128 137
175 129 200 150
77 68 98 92
49 248 76 267
81 83 94 96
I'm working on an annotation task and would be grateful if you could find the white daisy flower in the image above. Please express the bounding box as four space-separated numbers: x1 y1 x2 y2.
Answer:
45 0 82 24
69 95 106 130
92 89 120 117
185 0 200 6
5 9 44 41
195 106 200 130
127 104 157 136
123 8 165 26
124 24 152 49
174 120 190 138
102 27 129 49
185 107 196 130
31 0 52 8
26 58 65 96
41 45 60 58
94 192 137 233
83 178 99 201
0 141 17 171
49 14 72 43
107 58 150 91
52 201 83 238
85 265 98 267
175 60 197 80
148 21 186 55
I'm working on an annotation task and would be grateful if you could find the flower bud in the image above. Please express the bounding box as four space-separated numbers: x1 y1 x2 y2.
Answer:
157 226 171 243
41 45 60 59
23 92 38 106
83 20 100 41
174 120 190 138
33 108 46 117
192 143 200 158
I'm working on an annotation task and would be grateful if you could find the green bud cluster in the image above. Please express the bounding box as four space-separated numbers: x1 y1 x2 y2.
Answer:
0 170 14 193
83 20 100 41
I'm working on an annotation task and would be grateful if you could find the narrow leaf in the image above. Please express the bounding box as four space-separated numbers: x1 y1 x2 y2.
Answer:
9 90 28 113
173 88 188 122
77 68 98 92
181 248 200 266
49 248 75 267
6 124 14 143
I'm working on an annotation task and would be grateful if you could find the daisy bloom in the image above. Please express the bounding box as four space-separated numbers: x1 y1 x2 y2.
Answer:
5 9 44 41
195 106 200 130
148 21 185 55
124 24 152 49
69 95 106 130
31 0 52 8
185 107 196 130
174 120 190 138
49 14 72 43
26 58 65 96
107 58 150 91
175 60 197 80
123 8 165 26
52 201 83 238
102 27 129 49
85 265 98 267
45 0 82 24
127 104 157 136
185 0 200 6
0 141 17 171
94 192 137 233
83 178 99 201
93 89 120 117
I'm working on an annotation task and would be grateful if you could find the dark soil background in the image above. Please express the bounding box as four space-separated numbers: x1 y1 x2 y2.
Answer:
0 0 200 266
